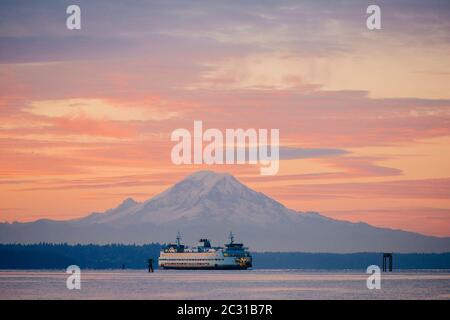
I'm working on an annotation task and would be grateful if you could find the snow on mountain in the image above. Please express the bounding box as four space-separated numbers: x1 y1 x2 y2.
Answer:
82 171 295 226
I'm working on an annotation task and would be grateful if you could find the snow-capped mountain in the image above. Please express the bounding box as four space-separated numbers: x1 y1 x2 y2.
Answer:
1 171 449 252
81 171 295 226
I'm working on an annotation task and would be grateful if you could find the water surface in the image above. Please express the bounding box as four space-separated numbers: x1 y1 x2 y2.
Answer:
0 269 449 300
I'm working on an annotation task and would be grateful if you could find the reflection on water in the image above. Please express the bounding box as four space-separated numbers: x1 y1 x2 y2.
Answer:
0 269 449 300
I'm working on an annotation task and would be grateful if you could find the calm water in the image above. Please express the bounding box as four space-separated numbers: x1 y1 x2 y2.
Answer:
0 269 449 300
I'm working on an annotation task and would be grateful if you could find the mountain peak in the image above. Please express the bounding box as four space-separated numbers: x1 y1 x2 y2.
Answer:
118 197 138 210
173 170 256 200
185 170 232 181
183 170 235 190
132 170 291 226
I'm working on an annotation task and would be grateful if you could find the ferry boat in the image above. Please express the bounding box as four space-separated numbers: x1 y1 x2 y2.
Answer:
158 232 252 270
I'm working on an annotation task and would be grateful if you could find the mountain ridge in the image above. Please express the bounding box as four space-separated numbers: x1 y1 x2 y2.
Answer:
1 170 449 252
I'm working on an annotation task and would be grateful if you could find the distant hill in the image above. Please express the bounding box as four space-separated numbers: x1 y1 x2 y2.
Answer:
1 171 450 252
1 244 449 270
252 252 450 270
0 243 161 269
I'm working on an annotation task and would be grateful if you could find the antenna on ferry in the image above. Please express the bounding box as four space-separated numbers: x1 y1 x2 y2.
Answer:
176 231 181 247
229 231 234 244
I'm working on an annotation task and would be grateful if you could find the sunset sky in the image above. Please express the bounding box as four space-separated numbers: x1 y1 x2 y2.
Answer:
1 0 450 237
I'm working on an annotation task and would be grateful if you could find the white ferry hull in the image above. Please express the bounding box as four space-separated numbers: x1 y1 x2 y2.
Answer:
158 252 252 270
160 265 249 270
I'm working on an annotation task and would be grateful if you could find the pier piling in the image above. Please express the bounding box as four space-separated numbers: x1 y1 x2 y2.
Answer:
148 258 154 272
382 253 393 272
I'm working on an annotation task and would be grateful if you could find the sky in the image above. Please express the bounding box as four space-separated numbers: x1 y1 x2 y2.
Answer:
0 0 450 237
